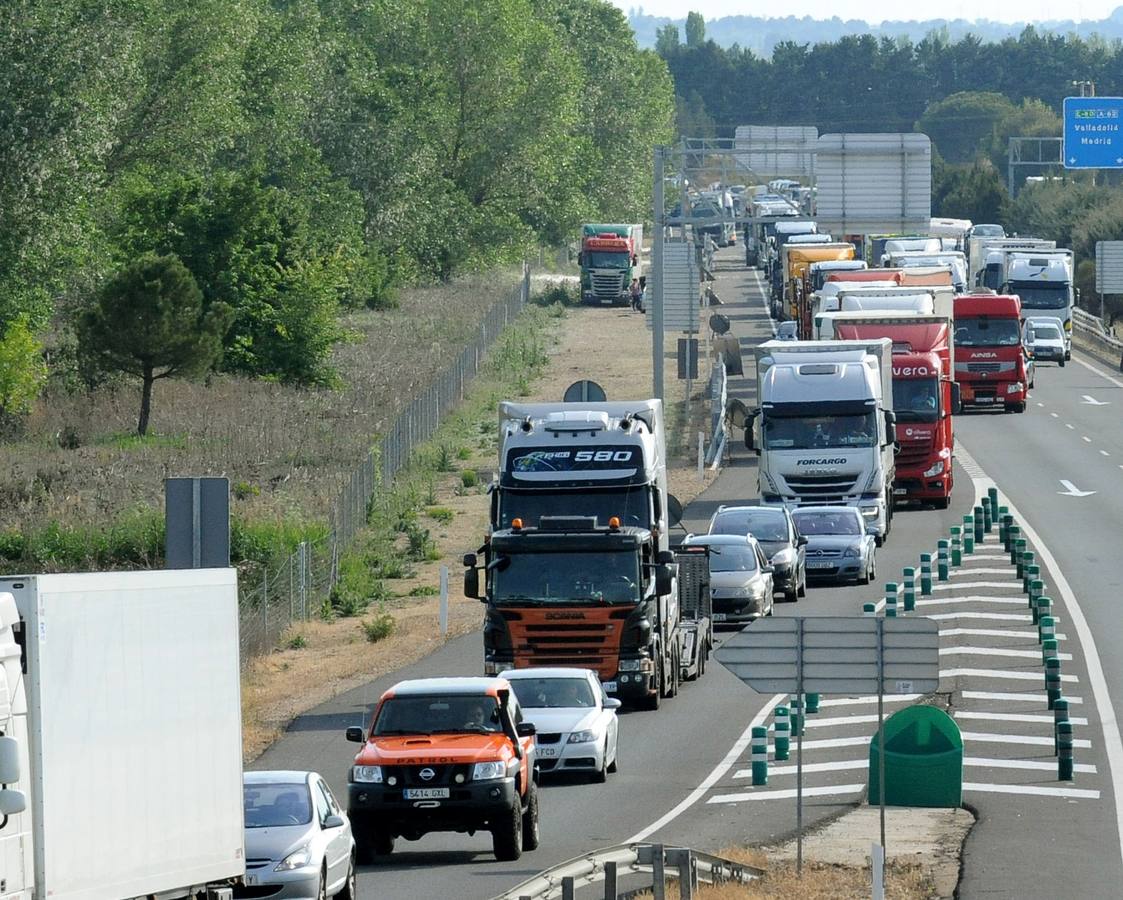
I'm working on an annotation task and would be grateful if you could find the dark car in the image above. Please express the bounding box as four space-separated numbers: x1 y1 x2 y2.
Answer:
791 506 876 585
707 505 807 602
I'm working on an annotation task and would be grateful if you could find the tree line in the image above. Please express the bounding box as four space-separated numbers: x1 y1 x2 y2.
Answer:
0 0 673 432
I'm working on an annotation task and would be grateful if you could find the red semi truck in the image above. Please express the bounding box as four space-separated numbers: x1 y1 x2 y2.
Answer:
834 315 959 509
952 294 1032 414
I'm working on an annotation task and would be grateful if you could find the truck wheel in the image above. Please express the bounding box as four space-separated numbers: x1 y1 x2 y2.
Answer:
668 649 681 698
492 797 524 861
522 781 540 850
608 743 619 773
640 659 662 710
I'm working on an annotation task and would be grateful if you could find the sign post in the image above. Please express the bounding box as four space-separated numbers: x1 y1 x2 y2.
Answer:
1063 97 1123 170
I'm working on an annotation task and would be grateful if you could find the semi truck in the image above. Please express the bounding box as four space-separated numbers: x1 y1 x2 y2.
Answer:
0 570 244 900
578 224 642 306
743 339 897 544
952 294 1033 413
968 238 1055 290
782 243 856 323
995 250 1074 356
833 314 960 509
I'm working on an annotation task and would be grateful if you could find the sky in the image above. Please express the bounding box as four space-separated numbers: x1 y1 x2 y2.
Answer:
613 0 1122 25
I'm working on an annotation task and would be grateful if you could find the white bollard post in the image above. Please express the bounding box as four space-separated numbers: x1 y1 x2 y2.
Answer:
439 565 449 636
698 431 705 481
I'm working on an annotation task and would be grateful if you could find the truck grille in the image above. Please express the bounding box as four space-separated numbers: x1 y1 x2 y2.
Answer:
504 609 627 679
591 272 625 298
896 439 933 469
958 361 1014 374
380 764 473 787
783 474 858 499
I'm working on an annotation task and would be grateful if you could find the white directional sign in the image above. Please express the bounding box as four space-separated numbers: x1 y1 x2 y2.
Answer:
1095 241 1123 293
714 616 940 695
1057 480 1096 498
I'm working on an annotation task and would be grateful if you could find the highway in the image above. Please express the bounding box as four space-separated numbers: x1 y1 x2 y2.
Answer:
253 249 1123 898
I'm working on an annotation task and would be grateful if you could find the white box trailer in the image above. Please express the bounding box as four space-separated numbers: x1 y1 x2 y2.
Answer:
0 569 244 900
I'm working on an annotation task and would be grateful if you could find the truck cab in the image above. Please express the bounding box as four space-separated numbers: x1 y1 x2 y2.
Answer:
953 294 1032 413
578 224 640 306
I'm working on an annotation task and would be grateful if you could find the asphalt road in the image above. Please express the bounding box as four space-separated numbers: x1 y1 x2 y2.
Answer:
254 249 1123 898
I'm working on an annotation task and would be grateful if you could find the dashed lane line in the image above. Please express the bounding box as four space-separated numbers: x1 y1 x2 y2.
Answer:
1066 423 1075 430
732 757 1099 780
964 756 1096 774
959 731 1092 749
948 567 1020 577
940 646 1073 661
941 667 1078 683
708 784 865 804
929 612 1034 623
803 714 880 729
963 690 1083 705
1084 436 1093 443
818 694 921 709
932 582 1023 592
1102 450 1111 457
917 596 1030 607
940 627 1067 641
956 710 1089 726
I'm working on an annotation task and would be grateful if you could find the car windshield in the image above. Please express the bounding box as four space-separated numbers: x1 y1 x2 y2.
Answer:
710 510 788 542
498 487 649 531
700 544 759 572
586 251 630 268
373 695 502 735
510 677 596 709
492 551 641 605
763 412 876 450
954 318 1021 347
893 377 939 423
243 782 313 828
1009 282 1068 310
792 511 861 536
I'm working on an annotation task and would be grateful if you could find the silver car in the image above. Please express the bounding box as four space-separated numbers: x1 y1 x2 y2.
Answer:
240 771 356 900
792 506 876 585
501 667 621 783
683 532 774 625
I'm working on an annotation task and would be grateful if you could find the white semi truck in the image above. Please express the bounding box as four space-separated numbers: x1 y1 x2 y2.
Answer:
0 569 244 900
745 339 897 544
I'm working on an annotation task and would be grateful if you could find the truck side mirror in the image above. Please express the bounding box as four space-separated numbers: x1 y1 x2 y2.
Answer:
951 382 962 416
744 427 755 451
656 550 675 565
463 553 477 568
576 252 584 266
667 495 683 529
464 568 480 600
0 789 27 816
0 735 19 784
655 565 674 596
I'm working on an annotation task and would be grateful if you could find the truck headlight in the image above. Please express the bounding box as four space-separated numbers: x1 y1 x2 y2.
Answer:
618 659 644 671
352 765 383 783
275 844 312 871
859 506 879 518
568 730 596 744
471 761 508 781
923 460 945 478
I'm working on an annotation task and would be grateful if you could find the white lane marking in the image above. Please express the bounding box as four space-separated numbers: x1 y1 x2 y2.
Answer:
1082 394 1111 406
1037 402 1045 407
918 596 1028 607
933 582 1022 591
818 694 921 709
735 759 867 779
958 441 1123 865
956 711 1089 726
1058 479 1096 497
1102 450 1111 457
1083 436 1093 443
1066 423 1075 430
626 692 783 842
960 731 1092 749
961 553 1009 561
708 784 865 804
942 667 1078 683
940 627 1066 640
949 567 1017 576
964 782 1100 800
804 714 880 729
1072 353 1123 389
963 690 1083 705
794 735 875 750
940 646 1072 661
1051 412 1060 418
964 756 1096 774
930 612 1034 623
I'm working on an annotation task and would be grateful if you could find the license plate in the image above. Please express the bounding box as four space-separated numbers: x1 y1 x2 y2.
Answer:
245 875 258 886
537 746 560 758
712 613 728 622
893 488 907 496
404 788 449 800
808 560 835 569
975 396 995 404
603 681 617 693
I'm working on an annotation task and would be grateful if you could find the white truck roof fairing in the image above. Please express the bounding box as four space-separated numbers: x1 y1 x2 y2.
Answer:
774 220 817 235
755 339 893 408
1006 252 1073 282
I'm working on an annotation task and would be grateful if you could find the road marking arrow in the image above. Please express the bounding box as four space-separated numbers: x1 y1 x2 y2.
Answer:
1058 479 1096 497
1082 395 1110 405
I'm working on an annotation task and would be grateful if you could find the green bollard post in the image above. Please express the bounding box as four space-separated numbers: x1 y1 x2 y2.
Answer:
1058 721 1074 781
791 695 803 738
1053 697 1069 755
1018 549 1034 581
999 509 1011 545
903 567 916 612
1029 579 1044 616
1024 564 1040 595
920 553 933 596
885 582 899 618
863 602 877 617
751 725 769 785
963 516 975 555
1036 596 1054 629
806 692 820 714
1039 614 1056 646
951 527 962 567
1046 657 1063 708
973 506 985 544
937 540 950 581
773 707 790 761
1012 535 1025 568
1043 638 1059 666
989 487 999 520
983 501 993 533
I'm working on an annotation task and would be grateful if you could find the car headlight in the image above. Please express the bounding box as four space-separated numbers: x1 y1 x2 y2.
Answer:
771 548 795 567
859 506 879 518
568 730 596 744
843 547 860 558
471 760 508 781
923 460 945 478
352 765 383 783
1006 383 1023 394
275 845 312 872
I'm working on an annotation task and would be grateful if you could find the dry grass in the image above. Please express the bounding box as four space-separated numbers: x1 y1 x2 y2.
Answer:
2 272 521 531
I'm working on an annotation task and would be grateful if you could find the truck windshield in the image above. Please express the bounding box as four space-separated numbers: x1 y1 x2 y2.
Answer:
1008 281 1068 310
498 487 650 530
586 251 630 268
373 695 502 735
492 551 641 605
893 378 939 423
762 412 877 450
954 318 1021 347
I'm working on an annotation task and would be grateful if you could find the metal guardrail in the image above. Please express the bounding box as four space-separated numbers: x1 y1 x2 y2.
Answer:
1072 306 1123 371
493 842 764 900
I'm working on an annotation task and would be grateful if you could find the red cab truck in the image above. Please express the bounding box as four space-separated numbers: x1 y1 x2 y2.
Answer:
834 315 960 508
952 294 1032 414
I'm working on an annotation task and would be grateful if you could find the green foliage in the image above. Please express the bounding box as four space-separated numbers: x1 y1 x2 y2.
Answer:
435 445 455 472
362 611 395 643
426 506 456 525
78 254 232 434
0 508 164 573
0 316 48 418
405 523 435 561
456 446 472 460
285 634 307 650
918 92 1016 163
460 469 479 489
408 584 440 596
684 12 706 48
933 160 1008 223
233 481 261 500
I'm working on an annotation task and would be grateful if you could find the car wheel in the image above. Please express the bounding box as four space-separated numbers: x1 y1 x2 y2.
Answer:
522 780 540 850
492 797 524 861
869 556 876 581
784 584 798 603
593 743 609 783
797 570 806 598
608 740 619 773
1060 358 1066 367
933 495 950 510
859 564 870 585
337 854 357 900
317 867 327 900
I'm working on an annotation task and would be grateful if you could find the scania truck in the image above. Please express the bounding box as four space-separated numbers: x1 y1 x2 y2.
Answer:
952 294 1032 413
578 224 642 306
744 339 896 544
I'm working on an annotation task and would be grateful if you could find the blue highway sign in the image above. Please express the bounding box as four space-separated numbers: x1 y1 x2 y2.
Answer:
1064 96 1123 169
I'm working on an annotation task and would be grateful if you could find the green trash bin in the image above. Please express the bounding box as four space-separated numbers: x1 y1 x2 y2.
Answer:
868 705 963 808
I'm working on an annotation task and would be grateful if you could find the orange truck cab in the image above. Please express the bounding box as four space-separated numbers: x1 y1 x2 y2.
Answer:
345 676 540 863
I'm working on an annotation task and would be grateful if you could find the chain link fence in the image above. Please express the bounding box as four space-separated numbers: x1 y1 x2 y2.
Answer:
238 266 531 662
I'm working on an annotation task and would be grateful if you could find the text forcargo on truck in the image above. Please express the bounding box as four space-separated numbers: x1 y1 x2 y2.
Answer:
953 294 1032 414
743 339 897 544
578 224 642 306
0 570 244 900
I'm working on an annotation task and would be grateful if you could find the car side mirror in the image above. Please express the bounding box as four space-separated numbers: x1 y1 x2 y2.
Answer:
655 564 674 595
866 525 879 535
604 697 623 710
762 565 774 574
464 568 480 600
797 535 809 547
516 722 537 737
345 726 365 743
323 814 346 829
951 382 962 416
744 427 755 451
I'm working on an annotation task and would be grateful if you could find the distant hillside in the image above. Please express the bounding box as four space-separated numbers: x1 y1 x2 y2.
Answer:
627 6 1123 56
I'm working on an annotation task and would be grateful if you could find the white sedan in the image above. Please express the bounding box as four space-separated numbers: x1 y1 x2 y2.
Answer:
500 667 620 783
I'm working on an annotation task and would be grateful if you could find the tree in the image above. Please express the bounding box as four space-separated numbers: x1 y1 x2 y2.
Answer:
685 11 705 49
0 316 47 421
933 160 1008 223
79 255 231 435
655 23 680 57
917 91 1016 163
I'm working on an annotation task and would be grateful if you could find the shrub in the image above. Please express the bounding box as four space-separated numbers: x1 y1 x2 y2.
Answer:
408 584 439 597
285 634 308 650
461 469 479 489
456 447 472 460
405 523 434 561
362 612 395 643
234 481 261 500
435 444 455 472
426 506 455 525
